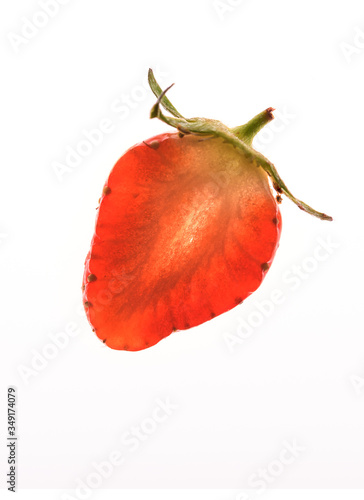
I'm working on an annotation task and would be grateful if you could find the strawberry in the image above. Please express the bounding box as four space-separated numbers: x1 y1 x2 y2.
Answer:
82 70 332 351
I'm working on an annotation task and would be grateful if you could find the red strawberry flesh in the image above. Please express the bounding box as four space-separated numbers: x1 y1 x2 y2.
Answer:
82 132 281 350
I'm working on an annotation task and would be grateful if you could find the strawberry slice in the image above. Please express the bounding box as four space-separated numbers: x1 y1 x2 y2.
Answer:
83 133 281 350
82 70 331 351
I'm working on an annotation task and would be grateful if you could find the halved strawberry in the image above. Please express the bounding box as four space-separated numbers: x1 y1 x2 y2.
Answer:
82 70 331 351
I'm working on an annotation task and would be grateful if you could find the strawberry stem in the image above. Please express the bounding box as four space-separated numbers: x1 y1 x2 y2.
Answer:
231 107 275 146
148 69 333 222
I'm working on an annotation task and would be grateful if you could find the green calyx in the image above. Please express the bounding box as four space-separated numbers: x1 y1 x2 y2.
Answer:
148 69 332 222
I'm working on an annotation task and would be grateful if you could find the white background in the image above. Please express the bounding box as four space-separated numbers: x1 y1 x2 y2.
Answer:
1 0 364 498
